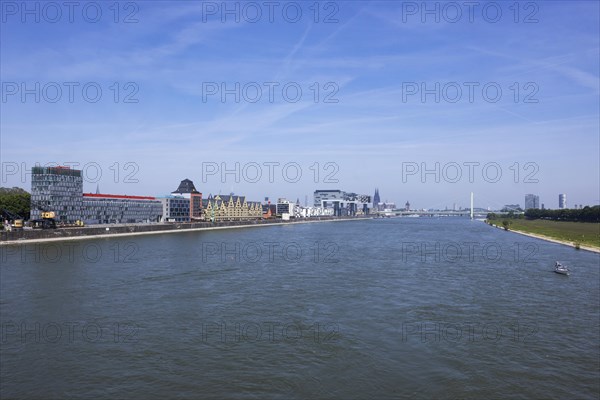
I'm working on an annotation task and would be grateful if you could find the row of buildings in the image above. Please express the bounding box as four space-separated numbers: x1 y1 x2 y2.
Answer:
524 193 572 210
29 166 372 225
31 166 165 224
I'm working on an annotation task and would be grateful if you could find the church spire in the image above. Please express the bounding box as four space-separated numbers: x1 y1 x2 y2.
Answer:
373 188 381 211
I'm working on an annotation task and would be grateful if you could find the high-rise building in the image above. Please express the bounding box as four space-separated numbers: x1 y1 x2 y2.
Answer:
314 190 371 216
525 194 540 210
314 190 343 208
31 165 162 224
31 166 83 223
559 194 567 209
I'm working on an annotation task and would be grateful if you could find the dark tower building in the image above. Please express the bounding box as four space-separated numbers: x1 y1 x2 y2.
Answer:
373 188 381 209
171 178 202 220
172 179 200 195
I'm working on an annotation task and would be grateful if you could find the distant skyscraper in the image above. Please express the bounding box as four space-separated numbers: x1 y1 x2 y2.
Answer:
559 194 567 209
525 194 539 210
405 201 410 211
373 188 381 208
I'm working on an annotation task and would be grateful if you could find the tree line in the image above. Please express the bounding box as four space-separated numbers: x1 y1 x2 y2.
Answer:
487 206 600 223
0 188 31 221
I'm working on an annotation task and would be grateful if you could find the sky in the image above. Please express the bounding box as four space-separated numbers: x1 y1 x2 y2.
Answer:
1 0 599 210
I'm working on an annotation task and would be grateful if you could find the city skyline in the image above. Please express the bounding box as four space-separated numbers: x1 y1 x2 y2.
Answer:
1 1 599 209
5 163 592 212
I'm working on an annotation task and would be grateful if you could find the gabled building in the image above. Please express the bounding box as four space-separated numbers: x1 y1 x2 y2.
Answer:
202 194 262 221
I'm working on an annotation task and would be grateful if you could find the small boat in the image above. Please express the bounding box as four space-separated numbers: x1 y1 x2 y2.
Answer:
554 261 570 276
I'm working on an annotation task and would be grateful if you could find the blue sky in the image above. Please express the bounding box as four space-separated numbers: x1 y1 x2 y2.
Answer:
1 0 599 210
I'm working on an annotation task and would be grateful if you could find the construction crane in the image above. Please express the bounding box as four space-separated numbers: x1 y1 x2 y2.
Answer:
1 208 24 230
29 200 84 228
29 200 57 229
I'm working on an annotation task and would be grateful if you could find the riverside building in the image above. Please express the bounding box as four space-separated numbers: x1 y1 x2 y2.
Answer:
202 194 263 221
159 179 203 222
313 190 371 216
31 166 83 222
82 193 162 224
31 165 162 224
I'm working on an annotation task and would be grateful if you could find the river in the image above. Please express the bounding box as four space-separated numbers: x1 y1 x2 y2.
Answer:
1 218 599 399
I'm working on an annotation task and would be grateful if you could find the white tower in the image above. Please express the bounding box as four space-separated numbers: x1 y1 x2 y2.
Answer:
470 192 474 220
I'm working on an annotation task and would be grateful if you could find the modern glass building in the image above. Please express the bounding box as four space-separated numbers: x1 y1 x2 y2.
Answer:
525 194 540 210
82 194 162 224
158 179 203 222
31 165 163 224
313 190 344 208
31 166 83 222
313 190 371 216
159 196 192 222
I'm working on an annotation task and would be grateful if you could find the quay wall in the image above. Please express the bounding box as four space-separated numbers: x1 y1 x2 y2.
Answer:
1 217 368 244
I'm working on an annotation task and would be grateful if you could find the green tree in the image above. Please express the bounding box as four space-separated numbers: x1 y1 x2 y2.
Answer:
0 188 31 220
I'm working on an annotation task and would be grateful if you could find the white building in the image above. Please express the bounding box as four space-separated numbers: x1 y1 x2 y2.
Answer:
276 198 295 215
559 193 567 209
313 190 371 216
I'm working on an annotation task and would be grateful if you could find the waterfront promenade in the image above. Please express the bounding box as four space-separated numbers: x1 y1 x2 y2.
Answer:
0 216 370 245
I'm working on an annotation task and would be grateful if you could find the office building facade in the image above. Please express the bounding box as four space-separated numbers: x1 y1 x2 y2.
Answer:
313 190 371 216
525 194 540 210
160 196 192 222
31 165 162 224
31 166 83 222
82 194 162 224
159 179 203 222
276 198 294 216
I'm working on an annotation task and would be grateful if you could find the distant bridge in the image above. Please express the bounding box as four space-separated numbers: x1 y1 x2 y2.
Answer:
374 210 519 218
372 193 524 218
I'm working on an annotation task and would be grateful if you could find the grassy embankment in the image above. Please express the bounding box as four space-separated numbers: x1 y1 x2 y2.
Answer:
487 218 600 250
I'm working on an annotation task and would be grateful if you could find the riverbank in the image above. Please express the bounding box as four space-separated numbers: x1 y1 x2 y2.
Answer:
486 219 600 254
0 217 371 245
